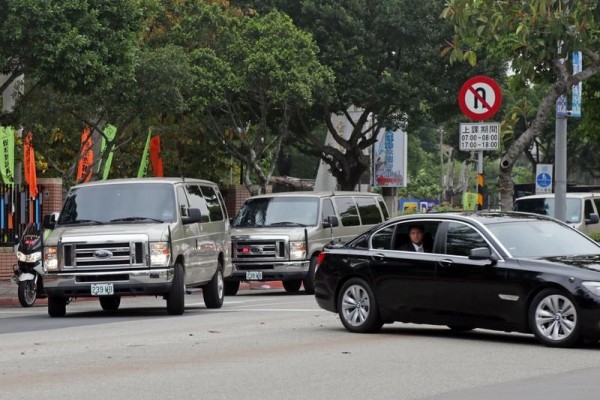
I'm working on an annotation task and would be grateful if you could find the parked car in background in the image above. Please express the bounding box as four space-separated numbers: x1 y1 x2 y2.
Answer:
315 211 600 347
43 178 231 317
226 191 389 295
513 193 600 235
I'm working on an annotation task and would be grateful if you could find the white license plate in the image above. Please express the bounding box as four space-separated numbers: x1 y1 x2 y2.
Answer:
246 271 263 280
91 283 114 296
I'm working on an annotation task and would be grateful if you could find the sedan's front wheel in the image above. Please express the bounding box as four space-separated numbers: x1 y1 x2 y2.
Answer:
529 288 581 347
337 278 383 333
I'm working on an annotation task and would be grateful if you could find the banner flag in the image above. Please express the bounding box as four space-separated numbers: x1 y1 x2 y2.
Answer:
23 131 38 199
76 127 94 183
149 135 164 177
0 126 15 184
101 124 117 180
137 128 151 178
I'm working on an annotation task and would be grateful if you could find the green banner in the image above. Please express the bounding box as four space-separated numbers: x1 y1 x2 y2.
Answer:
101 124 117 180
0 126 15 184
137 128 151 178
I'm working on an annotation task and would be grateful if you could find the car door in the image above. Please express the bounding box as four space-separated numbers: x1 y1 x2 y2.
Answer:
367 221 440 321
434 220 515 328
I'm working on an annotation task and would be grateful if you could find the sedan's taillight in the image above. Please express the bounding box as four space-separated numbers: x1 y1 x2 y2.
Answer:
316 251 327 267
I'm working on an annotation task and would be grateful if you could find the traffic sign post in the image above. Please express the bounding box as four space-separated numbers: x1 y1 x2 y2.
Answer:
458 76 503 210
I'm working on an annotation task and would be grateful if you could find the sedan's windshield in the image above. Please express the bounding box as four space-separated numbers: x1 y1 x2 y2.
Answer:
58 183 176 225
487 220 600 257
233 197 319 227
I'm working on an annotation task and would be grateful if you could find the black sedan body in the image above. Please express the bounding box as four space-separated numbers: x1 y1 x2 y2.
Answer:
314 211 600 347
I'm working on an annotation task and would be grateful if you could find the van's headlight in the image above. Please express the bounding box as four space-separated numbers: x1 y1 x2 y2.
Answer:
150 242 171 266
44 247 58 271
17 251 42 263
582 281 600 297
289 241 307 260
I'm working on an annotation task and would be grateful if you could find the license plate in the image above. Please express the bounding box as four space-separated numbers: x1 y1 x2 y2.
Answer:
91 283 114 296
246 271 263 280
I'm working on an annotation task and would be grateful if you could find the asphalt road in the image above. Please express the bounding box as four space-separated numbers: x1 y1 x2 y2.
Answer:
1 288 599 400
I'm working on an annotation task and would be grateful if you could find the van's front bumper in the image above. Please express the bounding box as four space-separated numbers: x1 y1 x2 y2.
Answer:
228 260 310 281
44 268 173 297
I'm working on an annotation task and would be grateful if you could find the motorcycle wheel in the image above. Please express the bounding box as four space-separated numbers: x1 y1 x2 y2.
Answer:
18 280 37 307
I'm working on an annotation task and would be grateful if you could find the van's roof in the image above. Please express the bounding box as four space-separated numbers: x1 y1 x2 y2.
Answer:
515 192 600 200
71 177 217 188
246 191 383 199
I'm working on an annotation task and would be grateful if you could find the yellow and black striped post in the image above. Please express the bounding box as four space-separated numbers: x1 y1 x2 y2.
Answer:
477 151 484 210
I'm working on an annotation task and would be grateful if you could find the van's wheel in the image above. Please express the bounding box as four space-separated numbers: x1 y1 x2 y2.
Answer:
48 296 67 317
203 265 224 309
303 255 318 294
283 279 302 293
99 296 121 311
529 288 581 347
224 280 240 296
337 278 383 333
166 263 185 315
18 280 37 307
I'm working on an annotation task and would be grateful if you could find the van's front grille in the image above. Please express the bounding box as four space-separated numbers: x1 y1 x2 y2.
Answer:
62 242 147 269
233 240 286 261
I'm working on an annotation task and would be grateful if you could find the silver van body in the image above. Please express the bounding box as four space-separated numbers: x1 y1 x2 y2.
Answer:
43 178 232 316
513 192 600 235
227 191 389 295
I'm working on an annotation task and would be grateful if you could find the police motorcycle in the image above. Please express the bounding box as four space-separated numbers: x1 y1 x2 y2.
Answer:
11 222 46 307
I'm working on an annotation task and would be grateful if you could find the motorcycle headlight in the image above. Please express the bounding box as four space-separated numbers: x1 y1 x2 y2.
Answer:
17 251 42 263
44 247 58 271
582 281 600 297
289 241 307 260
150 242 171 267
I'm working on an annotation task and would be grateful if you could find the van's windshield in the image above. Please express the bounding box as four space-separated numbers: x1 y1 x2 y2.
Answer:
233 197 319 227
58 183 177 225
513 198 582 223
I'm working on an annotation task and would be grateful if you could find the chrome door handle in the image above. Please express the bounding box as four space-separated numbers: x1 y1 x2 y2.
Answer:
372 253 385 261
438 259 454 268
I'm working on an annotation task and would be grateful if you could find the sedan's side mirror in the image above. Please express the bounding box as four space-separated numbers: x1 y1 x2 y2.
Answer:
469 247 496 262
322 215 339 229
585 213 599 225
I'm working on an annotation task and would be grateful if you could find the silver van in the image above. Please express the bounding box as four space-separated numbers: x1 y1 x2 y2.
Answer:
513 192 600 235
226 191 389 295
42 178 232 317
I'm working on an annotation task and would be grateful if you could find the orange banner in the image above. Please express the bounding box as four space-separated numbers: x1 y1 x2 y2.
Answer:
23 131 38 199
76 127 94 183
149 135 164 177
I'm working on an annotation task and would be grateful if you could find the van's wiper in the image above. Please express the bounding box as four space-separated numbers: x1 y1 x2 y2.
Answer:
267 221 307 227
109 217 164 223
63 219 104 225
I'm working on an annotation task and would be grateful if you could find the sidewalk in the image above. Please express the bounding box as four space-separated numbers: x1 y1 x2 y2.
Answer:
0 279 283 307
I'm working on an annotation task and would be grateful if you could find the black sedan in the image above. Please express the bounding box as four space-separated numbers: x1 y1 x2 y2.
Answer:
314 211 600 347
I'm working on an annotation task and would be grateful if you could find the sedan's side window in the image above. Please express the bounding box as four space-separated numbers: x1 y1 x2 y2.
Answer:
370 225 395 250
446 222 489 257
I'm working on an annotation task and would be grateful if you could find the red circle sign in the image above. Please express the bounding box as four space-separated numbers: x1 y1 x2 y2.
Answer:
458 76 502 121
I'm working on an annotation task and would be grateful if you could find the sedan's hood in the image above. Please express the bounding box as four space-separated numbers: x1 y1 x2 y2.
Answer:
532 255 600 273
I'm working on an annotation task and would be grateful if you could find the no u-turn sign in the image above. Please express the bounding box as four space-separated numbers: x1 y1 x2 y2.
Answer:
458 76 502 121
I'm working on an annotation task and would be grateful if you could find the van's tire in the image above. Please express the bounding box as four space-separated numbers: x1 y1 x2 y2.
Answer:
48 296 67 317
224 280 240 296
283 279 302 293
303 255 318 295
203 266 224 309
166 263 185 315
99 296 121 311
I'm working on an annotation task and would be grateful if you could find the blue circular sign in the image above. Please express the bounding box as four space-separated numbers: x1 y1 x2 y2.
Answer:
536 172 552 187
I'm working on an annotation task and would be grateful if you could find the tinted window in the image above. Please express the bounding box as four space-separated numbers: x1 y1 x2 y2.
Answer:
176 186 189 217
393 221 440 252
446 222 488 257
514 198 582 223
186 185 210 222
584 199 594 219
356 197 382 224
321 199 335 224
201 185 224 221
371 225 394 250
233 197 319 227
335 197 360 226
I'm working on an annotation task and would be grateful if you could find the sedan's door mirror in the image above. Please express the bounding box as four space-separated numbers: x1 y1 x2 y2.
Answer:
585 213 599 225
469 247 495 261
182 207 202 225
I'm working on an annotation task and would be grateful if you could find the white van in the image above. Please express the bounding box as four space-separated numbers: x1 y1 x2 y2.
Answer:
513 192 600 235
42 178 232 317
226 191 390 295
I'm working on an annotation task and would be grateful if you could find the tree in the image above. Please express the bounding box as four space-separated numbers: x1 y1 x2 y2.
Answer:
442 0 600 208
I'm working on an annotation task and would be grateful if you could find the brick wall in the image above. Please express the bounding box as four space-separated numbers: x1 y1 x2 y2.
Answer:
221 184 251 220
0 178 63 280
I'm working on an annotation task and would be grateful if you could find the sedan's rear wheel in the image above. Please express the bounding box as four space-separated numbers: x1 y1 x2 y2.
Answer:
529 289 581 347
337 278 383 333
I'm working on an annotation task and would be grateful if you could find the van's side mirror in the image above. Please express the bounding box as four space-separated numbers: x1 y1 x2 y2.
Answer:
322 216 339 229
182 208 202 224
42 213 59 229
585 213 599 225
